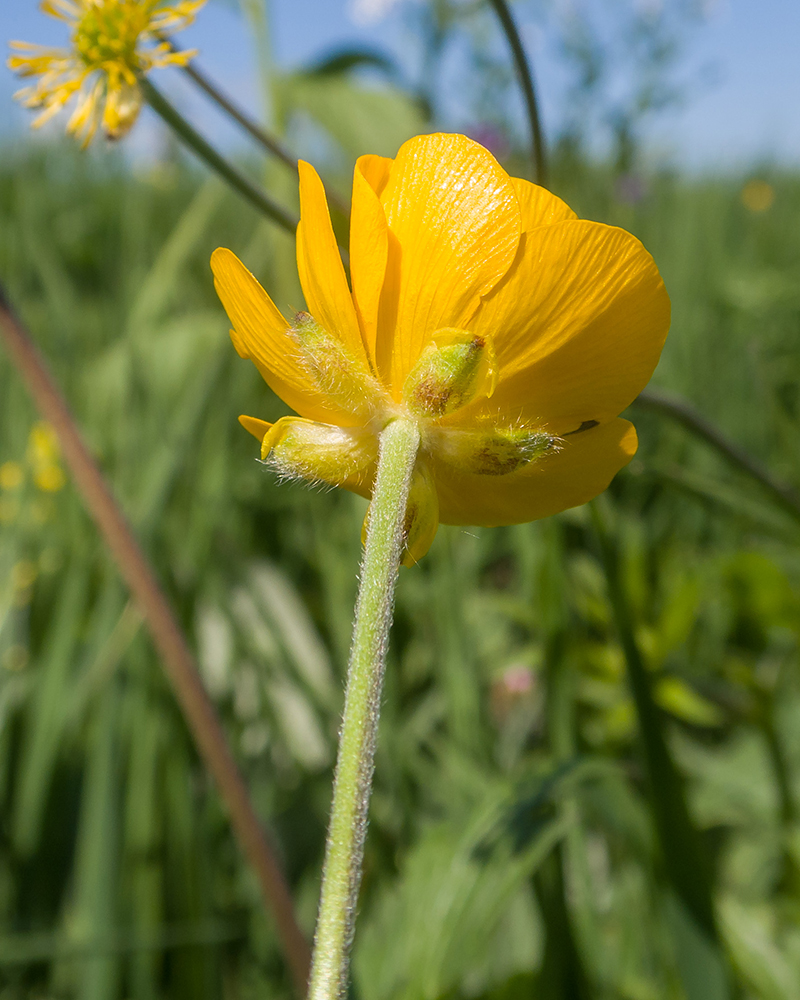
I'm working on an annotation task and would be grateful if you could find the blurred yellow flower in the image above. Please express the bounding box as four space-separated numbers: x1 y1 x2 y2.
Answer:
741 179 775 214
212 134 670 562
27 422 66 493
0 461 24 491
8 0 205 145
28 422 60 464
34 466 67 493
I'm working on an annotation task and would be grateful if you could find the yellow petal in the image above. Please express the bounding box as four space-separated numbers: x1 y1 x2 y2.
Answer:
296 160 367 366
358 154 393 197
374 133 521 395
511 177 577 230
211 247 360 426
239 414 271 442
469 221 670 433
350 156 389 366
429 418 637 526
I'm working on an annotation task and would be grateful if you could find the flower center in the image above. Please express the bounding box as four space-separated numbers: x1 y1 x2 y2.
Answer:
73 1 147 70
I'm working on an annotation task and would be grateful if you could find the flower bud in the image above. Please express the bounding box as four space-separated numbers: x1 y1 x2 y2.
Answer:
403 328 497 418
290 312 384 419
259 416 378 487
432 425 559 476
401 460 439 565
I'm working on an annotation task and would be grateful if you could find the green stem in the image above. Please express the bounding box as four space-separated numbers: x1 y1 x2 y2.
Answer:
488 0 548 187
139 77 298 235
162 43 352 220
590 499 718 941
536 632 591 1000
634 387 800 523
308 418 421 1000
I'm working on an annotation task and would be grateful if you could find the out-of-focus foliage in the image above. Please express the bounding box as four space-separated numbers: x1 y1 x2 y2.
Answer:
3 138 800 1000
3 3 800 999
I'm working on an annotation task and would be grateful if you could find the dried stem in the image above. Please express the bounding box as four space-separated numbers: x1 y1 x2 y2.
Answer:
0 286 311 997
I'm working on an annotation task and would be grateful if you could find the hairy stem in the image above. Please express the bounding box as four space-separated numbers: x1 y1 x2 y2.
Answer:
308 418 421 1000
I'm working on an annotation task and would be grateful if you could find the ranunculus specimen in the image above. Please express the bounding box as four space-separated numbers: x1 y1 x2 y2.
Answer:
213 132 669 563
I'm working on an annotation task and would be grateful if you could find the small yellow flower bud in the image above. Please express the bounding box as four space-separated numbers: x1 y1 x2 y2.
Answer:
34 464 66 493
28 421 60 466
262 417 378 487
289 313 384 420
431 425 558 476
403 328 497 419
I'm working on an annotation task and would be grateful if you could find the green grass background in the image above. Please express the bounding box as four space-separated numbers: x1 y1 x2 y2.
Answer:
3 113 800 1000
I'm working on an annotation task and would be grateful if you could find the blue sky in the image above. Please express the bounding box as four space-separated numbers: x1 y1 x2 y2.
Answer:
3 0 800 171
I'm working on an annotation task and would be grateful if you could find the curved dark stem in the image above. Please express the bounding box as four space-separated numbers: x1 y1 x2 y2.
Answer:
634 387 800 524
487 0 548 187
140 77 299 234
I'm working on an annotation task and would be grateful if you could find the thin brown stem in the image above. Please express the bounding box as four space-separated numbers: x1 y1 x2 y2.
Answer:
488 0 548 186
0 285 311 997
634 387 800 523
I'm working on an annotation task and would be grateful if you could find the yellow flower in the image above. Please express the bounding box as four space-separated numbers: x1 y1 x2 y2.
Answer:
27 422 67 493
8 0 205 145
741 179 775 214
0 461 24 491
212 134 670 563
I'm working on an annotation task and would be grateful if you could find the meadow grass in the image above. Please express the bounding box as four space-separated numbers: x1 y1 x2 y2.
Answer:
2 141 800 1000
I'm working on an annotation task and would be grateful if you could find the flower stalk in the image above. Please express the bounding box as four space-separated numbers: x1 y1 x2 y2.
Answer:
162 38 352 219
308 417 421 1000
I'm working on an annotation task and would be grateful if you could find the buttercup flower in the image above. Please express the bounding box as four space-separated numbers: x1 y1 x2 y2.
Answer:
212 133 670 563
8 0 205 145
